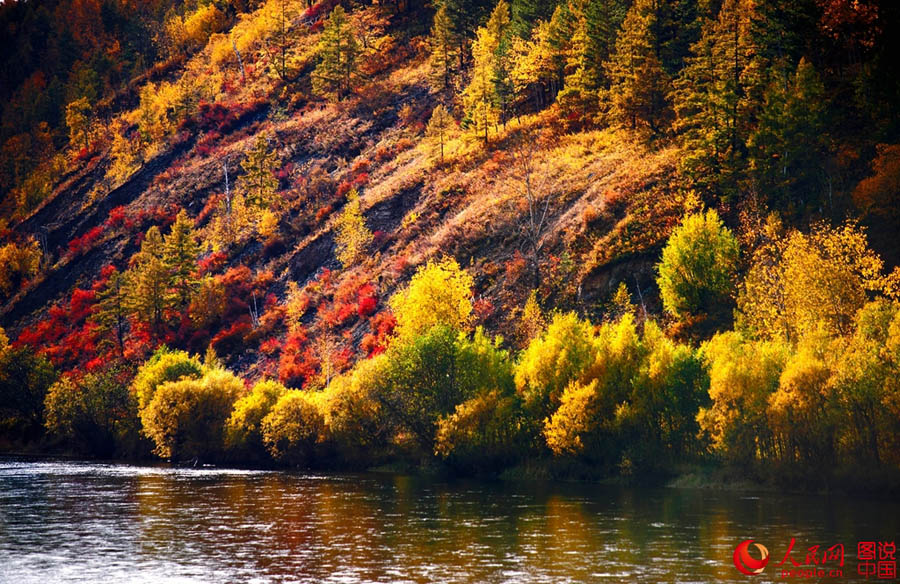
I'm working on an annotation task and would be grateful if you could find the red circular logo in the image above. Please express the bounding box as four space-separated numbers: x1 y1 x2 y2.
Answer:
734 539 770 575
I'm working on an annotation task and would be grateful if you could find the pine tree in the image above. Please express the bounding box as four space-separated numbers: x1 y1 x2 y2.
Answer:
92 268 129 357
163 210 199 308
438 0 489 70
510 0 559 38
334 189 373 269
127 226 173 334
429 5 459 93
605 0 672 134
748 58 830 210
557 0 628 120
464 28 500 147
673 0 809 198
462 0 512 147
488 0 514 126
240 134 279 210
312 6 359 101
511 20 563 111
673 0 762 197
426 104 455 164
586 0 629 67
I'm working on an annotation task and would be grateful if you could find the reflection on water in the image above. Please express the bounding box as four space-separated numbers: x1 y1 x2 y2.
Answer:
0 459 896 583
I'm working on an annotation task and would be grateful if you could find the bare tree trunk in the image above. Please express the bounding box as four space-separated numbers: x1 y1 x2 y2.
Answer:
231 38 246 82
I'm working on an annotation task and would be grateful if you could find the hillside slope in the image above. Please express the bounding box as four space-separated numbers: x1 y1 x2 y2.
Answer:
2 0 900 487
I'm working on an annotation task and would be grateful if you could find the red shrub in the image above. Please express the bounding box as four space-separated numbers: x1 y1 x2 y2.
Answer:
67 226 104 257
276 162 294 181
352 172 369 188
361 310 396 357
351 159 370 175
357 283 377 317
93 264 117 291
211 318 253 356
278 328 320 388
504 251 528 283
198 251 228 275
473 297 495 321
260 337 281 356
361 333 381 357
371 310 396 338
84 357 105 372
315 205 333 222
318 300 355 327
395 138 415 153
392 254 409 277
106 206 128 229
335 301 356 323
69 288 96 322
302 0 339 23
16 286 100 369
372 230 387 247
336 180 352 198
196 194 221 226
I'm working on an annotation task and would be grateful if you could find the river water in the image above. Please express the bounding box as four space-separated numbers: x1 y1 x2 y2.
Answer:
0 459 897 583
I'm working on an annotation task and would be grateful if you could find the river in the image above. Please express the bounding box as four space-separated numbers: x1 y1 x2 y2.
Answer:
0 459 897 583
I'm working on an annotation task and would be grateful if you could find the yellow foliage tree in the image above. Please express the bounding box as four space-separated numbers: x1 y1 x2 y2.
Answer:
142 368 245 460
738 220 889 341
389 257 474 342
0 238 41 299
657 209 739 320
334 189 372 268
425 104 455 164
65 97 92 150
697 331 790 465
514 311 597 418
227 379 288 454
261 390 326 465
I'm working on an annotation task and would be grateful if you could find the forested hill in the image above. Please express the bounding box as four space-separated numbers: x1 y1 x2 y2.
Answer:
2 0 900 488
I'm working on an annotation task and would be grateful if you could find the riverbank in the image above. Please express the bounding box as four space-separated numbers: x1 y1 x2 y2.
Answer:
5 447 899 499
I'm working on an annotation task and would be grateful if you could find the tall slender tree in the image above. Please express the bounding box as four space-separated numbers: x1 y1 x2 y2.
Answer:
426 104 455 164
462 0 512 146
127 226 172 335
163 210 200 309
429 5 459 93
240 134 279 210
92 268 129 357
605 0 672 134
312 6 359 101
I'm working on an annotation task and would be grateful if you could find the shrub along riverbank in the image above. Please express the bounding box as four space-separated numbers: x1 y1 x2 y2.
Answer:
3 213 900 494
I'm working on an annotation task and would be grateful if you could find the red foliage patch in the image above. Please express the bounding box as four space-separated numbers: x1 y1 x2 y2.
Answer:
278 328 319 388
260 337 281 356
473 297 495 321
105 206 129 230
302 0 339 23
351 159 370 175
67 226 104 257
16 287 99 369
504 251 528 284
357 283 377 317
336 180 353 198
197 251 228 275
361 310 396 357
351 172 369 189
211 318 253 357
315 204 333 223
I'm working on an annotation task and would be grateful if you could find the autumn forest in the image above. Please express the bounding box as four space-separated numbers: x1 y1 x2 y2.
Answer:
1 0 900 492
